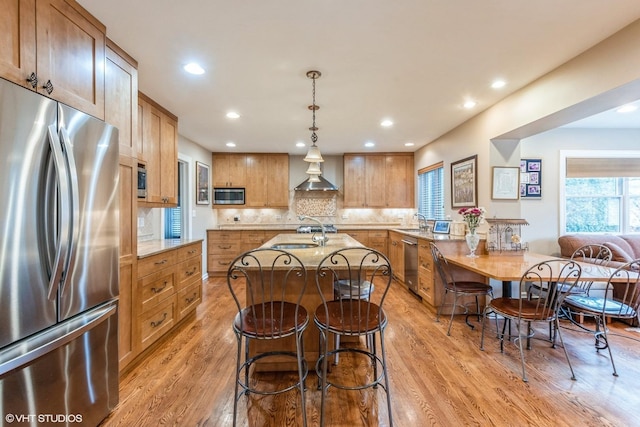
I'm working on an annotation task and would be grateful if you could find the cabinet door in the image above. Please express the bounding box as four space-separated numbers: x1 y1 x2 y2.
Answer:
106 41 138 158
36 0 105 119
343 155 366 207
385 155 414 208
118 155 137 369
365 155 386 207
266 154 289 207
0 0 36 86
245 154 268 207
212 154 246 187
140 99 162 203
160 114 178 204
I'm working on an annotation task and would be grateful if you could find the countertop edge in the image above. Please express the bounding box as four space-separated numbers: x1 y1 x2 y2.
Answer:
137 238 204 259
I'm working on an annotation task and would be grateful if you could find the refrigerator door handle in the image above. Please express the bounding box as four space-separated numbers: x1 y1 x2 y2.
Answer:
0 302 117 377
46 125 71 301
58 127 80 297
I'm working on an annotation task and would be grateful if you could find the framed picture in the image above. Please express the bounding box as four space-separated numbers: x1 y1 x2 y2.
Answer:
433 220 451 234
520 159 542 198
492 166 520 200
196 161 210 205
451 155 478 208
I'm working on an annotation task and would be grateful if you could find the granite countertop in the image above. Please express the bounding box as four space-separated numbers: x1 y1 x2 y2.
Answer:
258 233 363 268
389 228 471 241
210 222 405 231
137 238 204 258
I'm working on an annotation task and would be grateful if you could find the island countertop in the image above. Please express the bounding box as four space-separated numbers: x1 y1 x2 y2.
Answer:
260 233 364 268
137 238 204 258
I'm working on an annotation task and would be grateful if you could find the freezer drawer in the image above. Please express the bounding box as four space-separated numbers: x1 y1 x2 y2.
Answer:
0 302 118 426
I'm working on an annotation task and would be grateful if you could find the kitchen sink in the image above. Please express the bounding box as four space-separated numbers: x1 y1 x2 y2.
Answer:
271 242 320 249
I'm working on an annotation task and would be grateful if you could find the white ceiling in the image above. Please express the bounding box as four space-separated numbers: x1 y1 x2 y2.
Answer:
78 0 640 155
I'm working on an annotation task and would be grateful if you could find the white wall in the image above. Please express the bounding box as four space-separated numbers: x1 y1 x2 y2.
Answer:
415 18 640 256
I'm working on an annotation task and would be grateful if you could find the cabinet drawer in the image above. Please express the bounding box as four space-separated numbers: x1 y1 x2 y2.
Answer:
208 241 241 254
138 250 177 277
139 296 176 350
139 267 175 313
177 243 201 262
208 254 236 273
418 270 435 307
177 257 201 290
178 281 202 320
208 231 238 241
369 230 388 238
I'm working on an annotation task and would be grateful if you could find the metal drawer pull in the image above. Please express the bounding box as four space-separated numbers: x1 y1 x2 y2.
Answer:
185 267 197 276
188 249 197 254
218 245 231 250
151 281 168 293
154 259 168 265
150 312 168 328
185 293 197 304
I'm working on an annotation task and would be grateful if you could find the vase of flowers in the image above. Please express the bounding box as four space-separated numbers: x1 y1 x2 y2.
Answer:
458 207 485 257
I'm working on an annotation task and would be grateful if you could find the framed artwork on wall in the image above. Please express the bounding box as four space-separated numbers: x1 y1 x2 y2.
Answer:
520 159 542 198
451 155 478 208
491 166 520 200
196 161 210 205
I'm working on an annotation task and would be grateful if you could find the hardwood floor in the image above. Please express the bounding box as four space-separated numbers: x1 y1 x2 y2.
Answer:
102 277 640 426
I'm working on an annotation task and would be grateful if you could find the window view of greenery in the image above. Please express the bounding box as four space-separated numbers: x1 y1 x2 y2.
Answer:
565 177 640 233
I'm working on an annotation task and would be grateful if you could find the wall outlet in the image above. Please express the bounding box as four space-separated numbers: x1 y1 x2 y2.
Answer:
276 214 282 220
233 216 240 222
137 217 144 227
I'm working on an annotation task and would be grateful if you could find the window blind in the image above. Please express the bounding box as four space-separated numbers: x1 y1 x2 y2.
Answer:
566 157 640 178
418 162 444 219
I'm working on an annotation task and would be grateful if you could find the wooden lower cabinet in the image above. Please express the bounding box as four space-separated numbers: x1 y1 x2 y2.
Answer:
341 229 388 255
135 241 202 354
388 231 405 283
207 230 280 276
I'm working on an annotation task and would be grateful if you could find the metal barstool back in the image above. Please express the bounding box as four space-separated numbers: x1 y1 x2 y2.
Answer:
314 247 393 427
226 248 309 427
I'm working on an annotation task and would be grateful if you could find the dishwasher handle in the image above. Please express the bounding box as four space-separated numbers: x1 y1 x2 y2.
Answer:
401 239 418 246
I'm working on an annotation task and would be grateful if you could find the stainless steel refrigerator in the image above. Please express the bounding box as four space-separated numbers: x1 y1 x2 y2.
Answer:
0 77 119 426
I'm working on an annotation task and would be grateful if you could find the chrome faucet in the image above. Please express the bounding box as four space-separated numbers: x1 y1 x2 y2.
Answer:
414 213 428 232
298 215 328 246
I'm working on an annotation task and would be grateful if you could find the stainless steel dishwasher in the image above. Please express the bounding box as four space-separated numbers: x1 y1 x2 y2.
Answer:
402 236 419 295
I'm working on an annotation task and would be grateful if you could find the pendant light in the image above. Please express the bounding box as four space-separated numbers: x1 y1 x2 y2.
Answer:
303 70 324 163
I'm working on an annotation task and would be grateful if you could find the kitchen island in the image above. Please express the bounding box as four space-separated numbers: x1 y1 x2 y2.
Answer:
247 233 364 370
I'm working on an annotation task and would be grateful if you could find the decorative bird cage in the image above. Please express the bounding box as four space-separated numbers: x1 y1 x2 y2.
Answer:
485 218 529 255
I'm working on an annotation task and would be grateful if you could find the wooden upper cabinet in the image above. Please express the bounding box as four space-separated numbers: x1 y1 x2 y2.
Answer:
385 154 415 208
105 40 138 158
343 154 385 208
0 0 36 85
0 0 106 118
212 154 246 187
245 154 289 208
344 153 414 208
138 92 178 206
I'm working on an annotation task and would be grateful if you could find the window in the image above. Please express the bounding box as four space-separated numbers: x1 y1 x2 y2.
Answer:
418 162 444 220
563 153 640 233
164 161 184 238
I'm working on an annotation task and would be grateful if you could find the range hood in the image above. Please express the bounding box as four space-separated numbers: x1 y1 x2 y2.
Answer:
294 175 339 191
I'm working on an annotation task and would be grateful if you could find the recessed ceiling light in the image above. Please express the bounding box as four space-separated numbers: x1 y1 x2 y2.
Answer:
296 141 306 148
364 141 375 148
617 104 638 113
404 142 415 147
183 62 205 75
491 80 506 89
226 111 240 119
463 100 477 109
380 119 393 127
226 142 236 147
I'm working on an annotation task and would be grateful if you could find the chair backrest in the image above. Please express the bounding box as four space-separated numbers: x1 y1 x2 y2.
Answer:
315 247 392 334
430 243 456 290
227 248 307 339
519 260 582 320
600 259 640 320
569 244 612 294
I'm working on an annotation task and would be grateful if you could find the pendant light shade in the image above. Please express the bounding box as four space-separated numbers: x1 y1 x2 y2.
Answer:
304 144 324 162
307 174 321 183
305 161 322 175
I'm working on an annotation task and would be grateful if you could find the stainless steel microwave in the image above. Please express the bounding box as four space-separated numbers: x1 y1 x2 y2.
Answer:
213 188 245 205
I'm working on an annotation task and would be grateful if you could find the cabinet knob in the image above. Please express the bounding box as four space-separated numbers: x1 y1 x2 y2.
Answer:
26 72 38 88
42 80 54 94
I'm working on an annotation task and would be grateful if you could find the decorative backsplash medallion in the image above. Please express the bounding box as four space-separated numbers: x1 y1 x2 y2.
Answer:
295 194 337 217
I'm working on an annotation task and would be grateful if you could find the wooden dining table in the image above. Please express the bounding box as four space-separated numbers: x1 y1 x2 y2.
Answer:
444 251 620 298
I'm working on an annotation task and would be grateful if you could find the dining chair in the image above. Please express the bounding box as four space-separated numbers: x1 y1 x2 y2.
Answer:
480 259 582 382
226 248 309 427
430 243 494 335
314 247 393 427
563 259 640 376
